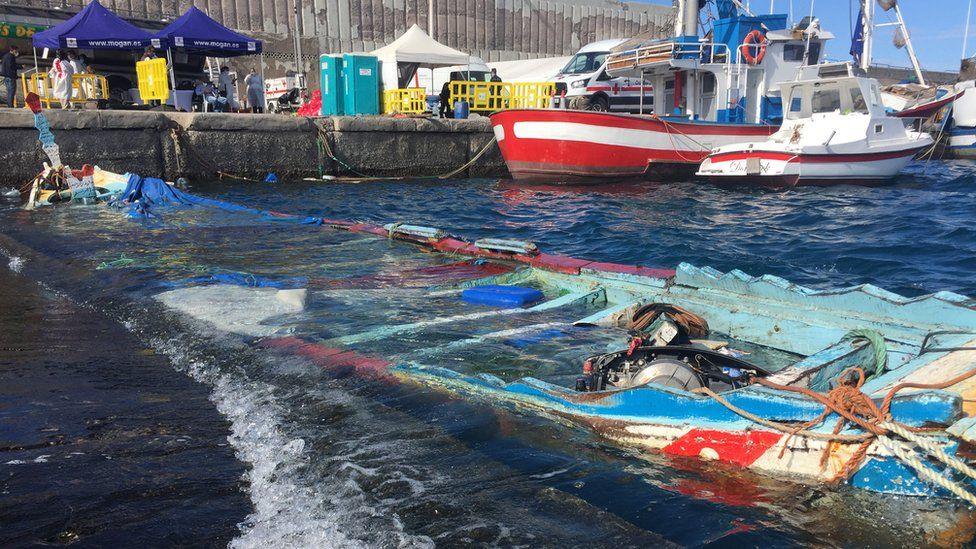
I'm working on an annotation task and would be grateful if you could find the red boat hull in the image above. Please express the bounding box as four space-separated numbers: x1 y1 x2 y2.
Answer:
489 109 778 184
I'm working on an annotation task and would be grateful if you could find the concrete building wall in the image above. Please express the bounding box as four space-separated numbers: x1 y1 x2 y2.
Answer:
7 0 674 73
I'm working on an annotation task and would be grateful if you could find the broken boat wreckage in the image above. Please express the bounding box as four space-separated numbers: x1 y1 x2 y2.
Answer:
20 170 976 504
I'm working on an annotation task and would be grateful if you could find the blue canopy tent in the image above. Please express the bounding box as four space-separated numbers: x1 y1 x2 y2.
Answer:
154 7 265 109
30 0 163 90
32 0 162 50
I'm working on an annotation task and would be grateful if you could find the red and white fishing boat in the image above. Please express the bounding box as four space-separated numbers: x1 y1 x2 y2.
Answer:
491 109 778 182
697 62 933 187
491 1 834 183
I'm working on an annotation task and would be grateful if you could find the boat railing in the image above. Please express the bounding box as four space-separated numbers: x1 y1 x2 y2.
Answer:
606 41 732 74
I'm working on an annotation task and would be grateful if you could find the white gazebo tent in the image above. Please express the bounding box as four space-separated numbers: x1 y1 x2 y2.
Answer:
371 24 472 94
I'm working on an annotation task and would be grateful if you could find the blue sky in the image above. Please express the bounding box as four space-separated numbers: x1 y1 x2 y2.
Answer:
647 0 969 71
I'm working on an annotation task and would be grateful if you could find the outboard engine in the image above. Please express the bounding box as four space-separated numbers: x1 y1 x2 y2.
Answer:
575 344 766 393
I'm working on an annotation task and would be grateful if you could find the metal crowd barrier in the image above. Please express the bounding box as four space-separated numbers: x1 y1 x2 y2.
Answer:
448 81 555 113
383 87 427 114
20 72 110 108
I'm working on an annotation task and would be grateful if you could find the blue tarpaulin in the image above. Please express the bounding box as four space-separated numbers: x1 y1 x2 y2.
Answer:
33 0 163 50
112 174 323 225
154 6 262 56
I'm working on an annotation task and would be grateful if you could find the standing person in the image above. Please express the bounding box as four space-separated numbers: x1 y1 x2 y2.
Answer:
217 66 237 111
139 47 160 107
49 49 74 109
68 50 90 100
438 81 452 118
244 68 264 113
68 50 86 74
1 45 19 108
489 68 501 83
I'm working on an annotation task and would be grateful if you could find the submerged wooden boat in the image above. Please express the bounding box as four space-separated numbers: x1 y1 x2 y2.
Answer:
212 215 975 502
25 165 133 208
28 170 976 503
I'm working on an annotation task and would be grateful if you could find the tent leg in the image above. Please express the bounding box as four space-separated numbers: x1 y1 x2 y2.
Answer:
260 52 267 113
166 49 177 104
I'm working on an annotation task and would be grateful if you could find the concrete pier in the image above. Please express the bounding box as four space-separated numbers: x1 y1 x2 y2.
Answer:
0 109 508 187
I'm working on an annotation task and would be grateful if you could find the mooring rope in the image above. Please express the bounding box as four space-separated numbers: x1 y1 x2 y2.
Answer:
170 128 263 183
316 125 497 181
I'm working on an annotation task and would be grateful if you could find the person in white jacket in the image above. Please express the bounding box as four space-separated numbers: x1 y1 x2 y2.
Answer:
244 68 264 113
49 49 74 109
217 66 237 111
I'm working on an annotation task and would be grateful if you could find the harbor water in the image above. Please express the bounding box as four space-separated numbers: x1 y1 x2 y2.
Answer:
2 161 976 547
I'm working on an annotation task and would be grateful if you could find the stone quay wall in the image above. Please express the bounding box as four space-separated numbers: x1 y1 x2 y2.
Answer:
0 109 508 187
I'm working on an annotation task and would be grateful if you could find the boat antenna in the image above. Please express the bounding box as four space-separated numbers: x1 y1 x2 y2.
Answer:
964 0 973 61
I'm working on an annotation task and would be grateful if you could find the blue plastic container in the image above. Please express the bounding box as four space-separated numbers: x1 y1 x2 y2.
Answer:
319 54 344 116
461 285 544 308
342 54 379 115
453 100 469 120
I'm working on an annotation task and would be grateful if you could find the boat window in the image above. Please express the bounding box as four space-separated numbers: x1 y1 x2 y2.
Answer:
560 52 608 75
783 44 804 62
849 86 868 113
869 81 884 108
700 72 716 94
805 42 822 64
812 86 841 113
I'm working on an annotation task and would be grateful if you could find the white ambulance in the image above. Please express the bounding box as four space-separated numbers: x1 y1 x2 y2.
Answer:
551 38 654 113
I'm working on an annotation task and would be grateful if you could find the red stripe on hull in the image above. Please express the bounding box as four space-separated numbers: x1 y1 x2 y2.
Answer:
708 146 924 164
663 429 783 467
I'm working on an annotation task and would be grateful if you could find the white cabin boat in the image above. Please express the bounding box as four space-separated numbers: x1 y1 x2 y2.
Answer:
697 62 932 187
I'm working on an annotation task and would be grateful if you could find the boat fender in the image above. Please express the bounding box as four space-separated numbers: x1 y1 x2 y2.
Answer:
473 238 539 256
382 223 446 240
741 30 767 65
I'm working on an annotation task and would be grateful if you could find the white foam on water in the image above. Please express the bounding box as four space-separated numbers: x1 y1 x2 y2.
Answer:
145 329 436 549
7 255 24 273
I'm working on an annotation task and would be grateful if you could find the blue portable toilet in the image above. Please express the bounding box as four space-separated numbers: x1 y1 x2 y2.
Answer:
342 54 379 115
320 54 344 116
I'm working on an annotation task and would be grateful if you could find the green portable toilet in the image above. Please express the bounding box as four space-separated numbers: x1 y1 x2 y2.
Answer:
342 54 379 115
319 54 344 116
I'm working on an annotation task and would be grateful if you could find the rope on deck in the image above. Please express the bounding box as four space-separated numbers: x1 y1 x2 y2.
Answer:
700 365 976 503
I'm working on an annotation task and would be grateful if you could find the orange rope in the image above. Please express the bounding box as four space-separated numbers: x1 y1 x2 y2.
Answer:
755 365 976 483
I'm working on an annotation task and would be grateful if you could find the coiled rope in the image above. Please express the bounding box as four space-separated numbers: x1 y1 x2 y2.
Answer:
700 362 976 502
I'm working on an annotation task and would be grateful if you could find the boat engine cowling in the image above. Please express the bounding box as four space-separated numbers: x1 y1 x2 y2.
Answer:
575 344 767 393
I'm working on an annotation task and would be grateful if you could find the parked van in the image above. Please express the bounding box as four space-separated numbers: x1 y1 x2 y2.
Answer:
551 38 654 113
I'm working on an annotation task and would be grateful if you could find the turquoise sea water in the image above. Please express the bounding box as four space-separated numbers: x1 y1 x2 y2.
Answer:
2 162 975 547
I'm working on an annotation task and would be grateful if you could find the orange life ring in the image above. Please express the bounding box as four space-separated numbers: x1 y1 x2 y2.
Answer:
741 30 767 65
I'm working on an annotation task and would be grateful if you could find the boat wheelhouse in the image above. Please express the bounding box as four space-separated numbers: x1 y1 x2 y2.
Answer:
698 62 933 186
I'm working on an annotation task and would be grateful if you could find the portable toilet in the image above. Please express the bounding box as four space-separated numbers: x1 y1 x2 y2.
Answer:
342 54 379 115
320 54 344 116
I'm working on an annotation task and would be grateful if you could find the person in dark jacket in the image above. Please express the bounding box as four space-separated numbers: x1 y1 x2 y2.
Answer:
438 81 452 118
1 45 20 108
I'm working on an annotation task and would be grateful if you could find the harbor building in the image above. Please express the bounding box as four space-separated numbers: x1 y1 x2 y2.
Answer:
0 0 675 82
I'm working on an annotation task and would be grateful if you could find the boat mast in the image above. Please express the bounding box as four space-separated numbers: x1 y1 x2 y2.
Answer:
963 0 973 61
674 0 699 36
892 2 925 85
859 0 874 73
864 0 925 86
